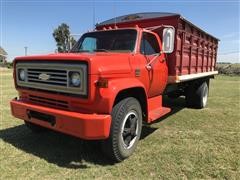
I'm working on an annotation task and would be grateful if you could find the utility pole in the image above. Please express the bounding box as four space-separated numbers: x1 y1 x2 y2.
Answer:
24 46 28 56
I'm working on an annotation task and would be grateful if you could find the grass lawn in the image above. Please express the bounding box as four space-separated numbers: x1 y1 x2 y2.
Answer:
0 69 239 179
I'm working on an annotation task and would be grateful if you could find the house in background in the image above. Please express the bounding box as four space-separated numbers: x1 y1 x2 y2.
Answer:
0 46 8 66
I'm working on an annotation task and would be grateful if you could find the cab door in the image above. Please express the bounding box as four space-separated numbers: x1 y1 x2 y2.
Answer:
138 31 168 97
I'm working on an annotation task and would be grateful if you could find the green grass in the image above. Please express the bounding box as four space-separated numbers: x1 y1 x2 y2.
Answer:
0 69 239 179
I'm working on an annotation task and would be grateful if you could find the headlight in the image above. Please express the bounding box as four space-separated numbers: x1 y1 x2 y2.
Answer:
70 72 81 87
18 69 26 81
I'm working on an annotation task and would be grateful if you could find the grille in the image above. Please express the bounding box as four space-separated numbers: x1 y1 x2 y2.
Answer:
16 62 87 96
27 69 67 86
29 95 69 110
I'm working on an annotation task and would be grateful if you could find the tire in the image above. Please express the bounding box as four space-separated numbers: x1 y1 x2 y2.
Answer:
25 121 47 133
101 97 142 162
185 80 209 109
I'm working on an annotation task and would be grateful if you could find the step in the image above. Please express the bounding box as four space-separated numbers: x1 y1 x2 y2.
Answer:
148 107 171 123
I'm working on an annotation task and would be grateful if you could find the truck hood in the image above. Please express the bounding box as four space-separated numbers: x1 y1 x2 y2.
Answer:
15 52 133 75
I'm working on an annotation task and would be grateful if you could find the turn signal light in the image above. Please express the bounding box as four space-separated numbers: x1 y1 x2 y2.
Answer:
96 79 108 88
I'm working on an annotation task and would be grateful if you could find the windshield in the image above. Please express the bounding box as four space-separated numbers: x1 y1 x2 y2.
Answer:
71 29 137 53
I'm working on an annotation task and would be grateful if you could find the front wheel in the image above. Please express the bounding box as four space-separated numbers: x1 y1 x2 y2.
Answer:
101 97 142 162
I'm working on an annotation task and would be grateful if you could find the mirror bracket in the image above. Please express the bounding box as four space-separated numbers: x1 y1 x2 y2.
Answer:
145 53 161 70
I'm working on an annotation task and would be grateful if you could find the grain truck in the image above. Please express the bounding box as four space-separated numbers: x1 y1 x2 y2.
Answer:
11 12 218 162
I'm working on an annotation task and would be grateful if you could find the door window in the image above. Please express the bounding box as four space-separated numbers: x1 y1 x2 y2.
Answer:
140 32 160 55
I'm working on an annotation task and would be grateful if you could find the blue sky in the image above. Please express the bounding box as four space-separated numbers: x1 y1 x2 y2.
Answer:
0 0 239 63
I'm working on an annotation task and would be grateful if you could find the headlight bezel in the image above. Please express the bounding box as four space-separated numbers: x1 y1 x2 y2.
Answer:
18 68 26 81
69 71 81 87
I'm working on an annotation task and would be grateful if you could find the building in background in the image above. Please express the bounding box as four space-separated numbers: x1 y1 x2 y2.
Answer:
0 46 8 66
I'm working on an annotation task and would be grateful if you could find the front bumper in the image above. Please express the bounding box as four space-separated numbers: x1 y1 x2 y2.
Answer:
10 99 111 140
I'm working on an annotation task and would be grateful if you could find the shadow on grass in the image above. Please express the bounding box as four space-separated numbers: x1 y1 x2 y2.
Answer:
0 96 186 168
0 125 114 168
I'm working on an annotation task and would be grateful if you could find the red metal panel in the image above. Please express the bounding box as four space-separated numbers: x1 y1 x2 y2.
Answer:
173 18 218 76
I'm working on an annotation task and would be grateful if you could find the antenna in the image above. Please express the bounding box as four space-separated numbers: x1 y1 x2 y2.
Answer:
114 1 117 27
93 0 95 30
0 0 2 46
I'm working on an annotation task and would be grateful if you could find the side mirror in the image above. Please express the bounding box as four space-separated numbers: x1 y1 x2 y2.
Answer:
162 27 175 53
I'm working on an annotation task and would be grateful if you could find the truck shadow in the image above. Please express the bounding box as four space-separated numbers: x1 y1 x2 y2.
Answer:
0 126 113 168
0 96 185 168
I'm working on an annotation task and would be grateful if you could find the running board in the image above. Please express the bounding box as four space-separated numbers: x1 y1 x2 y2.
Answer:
148 107 171 123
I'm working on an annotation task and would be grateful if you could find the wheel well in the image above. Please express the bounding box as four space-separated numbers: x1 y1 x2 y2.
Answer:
185 77 210 89
165 77 210 97
114 87 148 122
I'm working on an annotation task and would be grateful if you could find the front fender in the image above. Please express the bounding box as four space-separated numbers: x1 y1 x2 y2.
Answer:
97 78 147 113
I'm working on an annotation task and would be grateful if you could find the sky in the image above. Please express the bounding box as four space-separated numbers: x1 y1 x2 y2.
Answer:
0 0 239 63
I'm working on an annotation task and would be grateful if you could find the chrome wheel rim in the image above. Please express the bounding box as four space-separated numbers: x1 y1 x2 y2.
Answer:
120 111 139 149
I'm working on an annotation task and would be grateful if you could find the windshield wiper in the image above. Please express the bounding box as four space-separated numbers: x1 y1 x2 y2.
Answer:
93 49 109 52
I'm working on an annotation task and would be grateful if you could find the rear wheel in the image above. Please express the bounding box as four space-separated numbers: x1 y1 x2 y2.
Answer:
185 80 209 109
101 97 142 162
25 121 47 133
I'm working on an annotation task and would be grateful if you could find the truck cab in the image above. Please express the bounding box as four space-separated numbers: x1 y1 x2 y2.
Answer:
71 27 170 96
11 12 218 162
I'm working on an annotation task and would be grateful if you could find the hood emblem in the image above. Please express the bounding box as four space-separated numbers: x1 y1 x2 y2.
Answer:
39 73 50 81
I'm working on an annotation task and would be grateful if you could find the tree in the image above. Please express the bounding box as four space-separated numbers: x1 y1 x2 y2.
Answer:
52 23 77 53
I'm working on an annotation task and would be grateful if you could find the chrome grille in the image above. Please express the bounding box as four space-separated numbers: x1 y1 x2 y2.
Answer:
27 69 67 86
16 62 87 95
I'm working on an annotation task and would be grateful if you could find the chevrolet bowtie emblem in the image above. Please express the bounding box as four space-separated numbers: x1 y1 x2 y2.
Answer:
39 73 50 81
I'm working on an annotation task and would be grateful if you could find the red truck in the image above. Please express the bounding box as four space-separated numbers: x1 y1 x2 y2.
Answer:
11 12 218 162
